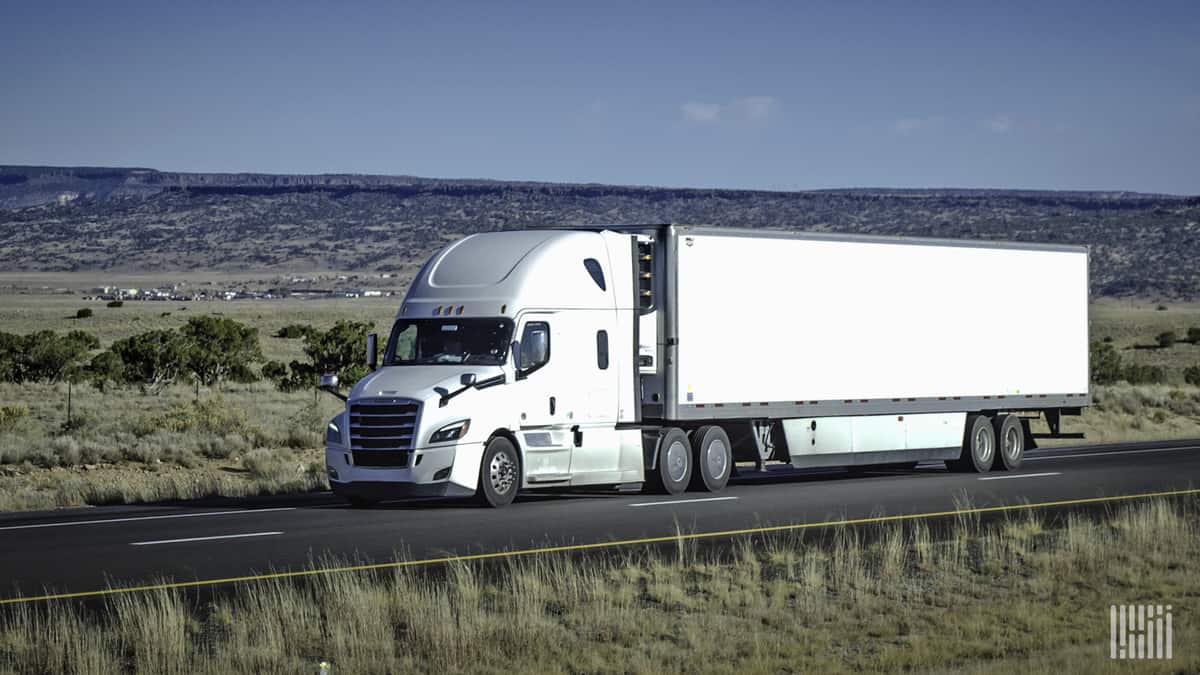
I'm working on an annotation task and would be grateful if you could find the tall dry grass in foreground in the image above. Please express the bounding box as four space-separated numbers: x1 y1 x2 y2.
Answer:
1 497 1197 674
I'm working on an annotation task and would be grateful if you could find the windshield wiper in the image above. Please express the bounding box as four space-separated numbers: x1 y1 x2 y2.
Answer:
435 372 506 407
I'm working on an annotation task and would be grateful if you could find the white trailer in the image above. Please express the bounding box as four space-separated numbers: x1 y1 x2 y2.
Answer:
323 225 1089 507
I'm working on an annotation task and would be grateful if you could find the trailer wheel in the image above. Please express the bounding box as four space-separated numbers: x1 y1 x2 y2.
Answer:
476 436 520 507
650 428 692 495
689 426 732 492
992 414 1024 471
947 414 995 473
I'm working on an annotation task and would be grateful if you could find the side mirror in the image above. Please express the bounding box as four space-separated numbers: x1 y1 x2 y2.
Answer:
318 373 346 401
366 333 378 370
459 373 476 387
510 340 522 371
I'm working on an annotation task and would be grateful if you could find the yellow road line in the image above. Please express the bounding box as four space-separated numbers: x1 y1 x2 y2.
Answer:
3 486 1199 606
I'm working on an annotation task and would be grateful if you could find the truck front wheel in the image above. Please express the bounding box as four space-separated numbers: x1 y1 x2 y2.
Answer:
476 436 521 507
650 428 692 495
689 425 731 492
948 414 996 473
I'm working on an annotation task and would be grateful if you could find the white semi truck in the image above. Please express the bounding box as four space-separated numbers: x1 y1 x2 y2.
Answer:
323 225 1090 507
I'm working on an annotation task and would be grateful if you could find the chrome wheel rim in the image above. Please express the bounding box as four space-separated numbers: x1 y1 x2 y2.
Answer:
489 450 517 494
666 439 688 483
1003 426 1022 462
975 425 993 464
706 439 728 480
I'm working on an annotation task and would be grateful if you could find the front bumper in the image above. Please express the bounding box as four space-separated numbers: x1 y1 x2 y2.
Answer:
331 479 474 501
325 441 485 501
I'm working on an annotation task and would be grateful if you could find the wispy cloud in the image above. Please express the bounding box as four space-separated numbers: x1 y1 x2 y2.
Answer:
983 114 1014 133
681 96 777 123
892 115 944 135
681 101 722 123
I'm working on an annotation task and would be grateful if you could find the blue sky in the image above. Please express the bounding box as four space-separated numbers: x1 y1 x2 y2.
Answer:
2 0 1198 193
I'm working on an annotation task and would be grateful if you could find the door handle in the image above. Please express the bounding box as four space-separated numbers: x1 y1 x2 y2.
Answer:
549 396 556 415
571 425 582 447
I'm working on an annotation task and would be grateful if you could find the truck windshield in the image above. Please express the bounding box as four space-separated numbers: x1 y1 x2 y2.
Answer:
383 318 514 366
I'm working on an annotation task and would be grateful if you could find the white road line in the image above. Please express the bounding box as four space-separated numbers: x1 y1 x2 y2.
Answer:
978 472 1062 481
0 507 296 532
1027 446 1200 462
628 496 739 508
130 531 283 546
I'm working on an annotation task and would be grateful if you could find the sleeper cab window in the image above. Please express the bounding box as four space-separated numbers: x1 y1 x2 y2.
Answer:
583 258 606 291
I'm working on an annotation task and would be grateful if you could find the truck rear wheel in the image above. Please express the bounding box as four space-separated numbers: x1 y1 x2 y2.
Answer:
476 436 520 507
947 414 995 473
992 414 1024 471
689 426 731 492
650 428 692 495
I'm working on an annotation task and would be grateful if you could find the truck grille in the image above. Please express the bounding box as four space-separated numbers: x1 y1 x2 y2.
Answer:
349 398 420 467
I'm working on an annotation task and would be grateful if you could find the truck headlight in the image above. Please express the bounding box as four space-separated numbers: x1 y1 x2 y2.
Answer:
326 418 343 445
430 419 470 443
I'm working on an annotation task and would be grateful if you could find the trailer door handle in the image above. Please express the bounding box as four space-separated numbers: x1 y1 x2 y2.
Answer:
549 396 556 415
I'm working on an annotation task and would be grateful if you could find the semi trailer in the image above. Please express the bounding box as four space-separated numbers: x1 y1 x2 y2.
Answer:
323 224 1090 507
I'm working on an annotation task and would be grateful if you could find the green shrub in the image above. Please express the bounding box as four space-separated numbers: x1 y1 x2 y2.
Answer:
106 300 123 308
1185 365 1200 387
75 308 93 319
1123 364 1165 385
111 329 190 392
268 321 372 392
1156 331 1176 348
274 324 315 339
181 315 262 386
1 330 99 383
87 350 125 391
1090 341 1123 385
1188 327 1200 344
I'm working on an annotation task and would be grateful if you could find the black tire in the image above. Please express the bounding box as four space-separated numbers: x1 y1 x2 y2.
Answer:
347 497 376 509
476 436 521 507
992 414 1024 471
689 426 732 492
649 427 691 495
947 414 996 473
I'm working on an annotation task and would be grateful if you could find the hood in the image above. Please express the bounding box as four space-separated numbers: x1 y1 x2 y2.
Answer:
349 365 505 404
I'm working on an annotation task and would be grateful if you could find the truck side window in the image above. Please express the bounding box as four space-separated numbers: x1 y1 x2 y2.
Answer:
519 322 550 375
596 330 609 370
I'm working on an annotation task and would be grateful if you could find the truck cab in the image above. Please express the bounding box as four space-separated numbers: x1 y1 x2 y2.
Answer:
324 228 652 506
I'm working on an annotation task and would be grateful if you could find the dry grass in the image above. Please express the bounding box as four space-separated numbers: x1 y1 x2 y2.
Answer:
0 381 339 511
1033 383 1200 446
1 496 1196 674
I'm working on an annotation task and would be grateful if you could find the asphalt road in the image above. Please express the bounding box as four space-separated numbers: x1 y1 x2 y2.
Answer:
2 439 1198 604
